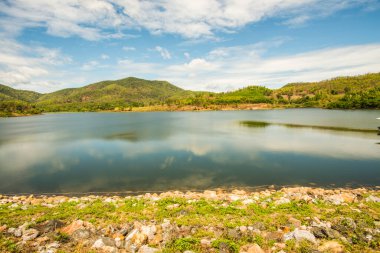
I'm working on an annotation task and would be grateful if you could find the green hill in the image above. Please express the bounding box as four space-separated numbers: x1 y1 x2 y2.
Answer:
277 73 380 96
0 84 41 102
0 73 379 116
36 77 191 111
0 84 42 116
274 73 380 108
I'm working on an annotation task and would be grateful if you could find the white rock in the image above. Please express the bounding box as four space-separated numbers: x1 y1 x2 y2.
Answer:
229 194 240 201
200 239 211 247
92 237 115 249
14 228 22 237
138 245 159 253
366 195 380 202
141 225 156 240
125 228 139 241
46 242 60 249
242 199 255 205
22 228 39 241
115 237 123 248
104 198 116 203
92 239 105 248
325 195 344 205
275 198 291 205
283 232 294 241
284 229 316 244
293 229 316 244
9 203 19 209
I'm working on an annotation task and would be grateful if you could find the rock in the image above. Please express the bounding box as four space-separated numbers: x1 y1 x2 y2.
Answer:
324 228 342 239
39 250 55 253
275 197 291 205
141 225 157 241
14 228 22 237
204 190 218 199
0 224 7 233
288 217 302 228
92 237 117 252
251 222 266 231
60 220 84 235
119 226 130 236
242 199 255 205
284 229 316 244
200 239 211 247
22 228 39 241
7 227 16 234
240 243 265 253
229 194 241 201
239 226 248 234
331 218 356 236
125 228 139 241
35 220 65 234
365 195 380 202
219 241 234 253
294 229 317 244
318 241 344 253
115 237 123 248
325 195 345 205
46 242 60 249
340 193 356 203
265 231 283 242
104 197 116 203
9 203 19 209
311 227 328 239
228 228 241 239
138 245 159 253
72 229 91 240
36 236 50 244
60 220 94 235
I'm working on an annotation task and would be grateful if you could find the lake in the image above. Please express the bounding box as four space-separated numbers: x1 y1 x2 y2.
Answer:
0 109 379 194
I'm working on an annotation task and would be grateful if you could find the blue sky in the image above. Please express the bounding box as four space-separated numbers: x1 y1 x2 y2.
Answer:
0 0 380 93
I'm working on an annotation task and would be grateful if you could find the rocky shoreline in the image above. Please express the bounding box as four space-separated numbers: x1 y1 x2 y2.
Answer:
0 187 379 253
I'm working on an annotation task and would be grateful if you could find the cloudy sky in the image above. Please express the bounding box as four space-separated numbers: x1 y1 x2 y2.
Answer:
0 0 380 93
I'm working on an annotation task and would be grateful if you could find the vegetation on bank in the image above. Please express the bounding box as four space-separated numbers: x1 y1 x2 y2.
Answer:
1 73 380 116
0 187 379 252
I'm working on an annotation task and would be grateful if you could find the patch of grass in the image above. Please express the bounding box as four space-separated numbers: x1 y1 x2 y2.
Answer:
165 238 200 252
212 239 239 253
0 235 20 253
55 232 70 243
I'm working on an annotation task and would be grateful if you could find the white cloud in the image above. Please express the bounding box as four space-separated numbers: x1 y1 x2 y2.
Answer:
154 46 171 60
122 46 136 52
0 36 73 91
0 0 376 40
100 54 109 59
184 52 191 59
82 60 99 71
159 42 380 91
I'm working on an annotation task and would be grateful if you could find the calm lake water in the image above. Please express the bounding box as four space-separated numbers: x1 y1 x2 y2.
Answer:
0 109 379 194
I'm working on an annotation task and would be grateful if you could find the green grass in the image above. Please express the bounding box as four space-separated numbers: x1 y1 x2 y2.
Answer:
1 192 379 252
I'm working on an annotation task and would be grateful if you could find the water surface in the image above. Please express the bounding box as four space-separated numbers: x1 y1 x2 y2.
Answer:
0 109 379 194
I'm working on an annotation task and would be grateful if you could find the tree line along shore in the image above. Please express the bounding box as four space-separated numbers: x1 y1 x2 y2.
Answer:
1 73 380 117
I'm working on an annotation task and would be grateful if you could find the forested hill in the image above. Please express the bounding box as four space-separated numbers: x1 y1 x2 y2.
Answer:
35 77 191 111
273 73 380 108
0 84 41 102
0 73 379 116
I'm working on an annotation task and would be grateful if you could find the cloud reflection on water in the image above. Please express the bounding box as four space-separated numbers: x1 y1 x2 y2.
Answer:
0 110 379 193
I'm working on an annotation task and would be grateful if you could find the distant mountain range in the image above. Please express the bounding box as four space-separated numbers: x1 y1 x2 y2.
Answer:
1 73 379 116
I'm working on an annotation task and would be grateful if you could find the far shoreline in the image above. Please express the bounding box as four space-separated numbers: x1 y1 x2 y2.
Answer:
2 104 380 118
